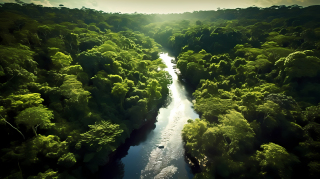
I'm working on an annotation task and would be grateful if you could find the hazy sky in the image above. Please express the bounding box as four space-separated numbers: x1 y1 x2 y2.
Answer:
1 0 320 13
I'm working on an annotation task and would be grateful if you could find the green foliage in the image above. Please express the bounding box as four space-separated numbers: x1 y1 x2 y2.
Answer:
280 50 320 83
219 110 255 154
0 45 37 88
2 2 320 178
176 50 209 86
46 38 65 53
95 40 119 53
264 93 299 110
303 104 320 123
60 75 91 103
308 162 320 178
256 100 281 117
57 153 77 168
5 93 44 110
255 143 300 179
111 83 129 98
28 169 60 179
109 74 123 84
147 79 162 99
51 52 73 70
247 58 272 73
0 6 172 177
76 120 123 153
2 134 68 167
61 65 83 75
16 106 54 136
159 7 320 179
182 118 208 160
194 97 237 123
193 80 218 98
241 91 264 109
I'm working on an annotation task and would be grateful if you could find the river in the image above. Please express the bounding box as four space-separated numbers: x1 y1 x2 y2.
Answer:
98 53 199 179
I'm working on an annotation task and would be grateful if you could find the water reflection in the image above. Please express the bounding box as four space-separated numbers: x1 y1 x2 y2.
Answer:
99 53 199 179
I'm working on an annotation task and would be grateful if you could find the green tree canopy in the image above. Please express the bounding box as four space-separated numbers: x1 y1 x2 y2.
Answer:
60 75 91 103
15 106 54 136
280 50 320 83
51 52 73 70
255 142 300 179
76 120 123 153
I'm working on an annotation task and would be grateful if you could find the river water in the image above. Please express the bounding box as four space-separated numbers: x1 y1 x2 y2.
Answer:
99 53 199 179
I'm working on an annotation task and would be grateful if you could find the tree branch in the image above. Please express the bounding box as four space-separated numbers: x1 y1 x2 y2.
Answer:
0 115 25 140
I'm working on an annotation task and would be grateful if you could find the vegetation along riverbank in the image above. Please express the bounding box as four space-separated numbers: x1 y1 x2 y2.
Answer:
1 1 320 178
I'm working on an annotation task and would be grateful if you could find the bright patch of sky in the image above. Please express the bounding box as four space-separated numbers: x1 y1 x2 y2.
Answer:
1 0 320 14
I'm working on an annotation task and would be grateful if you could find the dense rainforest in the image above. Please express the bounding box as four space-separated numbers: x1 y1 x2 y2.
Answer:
1 1 320 179
143 4 320 179
0 2 172 178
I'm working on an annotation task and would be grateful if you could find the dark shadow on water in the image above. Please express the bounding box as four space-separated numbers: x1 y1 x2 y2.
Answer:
177 77 197 103
184 149 202 174
97 119 157 179
98 159 125 179
160 91 173 109
96 77 174 179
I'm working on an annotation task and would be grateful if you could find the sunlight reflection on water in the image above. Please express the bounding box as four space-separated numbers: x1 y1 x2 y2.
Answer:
139 53 199 179
100 53 199 179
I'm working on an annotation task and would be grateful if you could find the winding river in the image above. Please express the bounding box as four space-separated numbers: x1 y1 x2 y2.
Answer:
99 53 199 179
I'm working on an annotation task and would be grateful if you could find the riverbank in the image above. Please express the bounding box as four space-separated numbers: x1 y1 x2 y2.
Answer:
97 53 199 179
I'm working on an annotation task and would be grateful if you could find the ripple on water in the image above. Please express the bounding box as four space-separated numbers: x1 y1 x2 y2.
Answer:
154 165 178 179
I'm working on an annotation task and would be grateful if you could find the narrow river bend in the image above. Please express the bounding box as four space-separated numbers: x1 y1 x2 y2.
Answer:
99 53 199 179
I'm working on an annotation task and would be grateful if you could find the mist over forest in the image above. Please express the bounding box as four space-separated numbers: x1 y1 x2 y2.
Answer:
1 1 320 178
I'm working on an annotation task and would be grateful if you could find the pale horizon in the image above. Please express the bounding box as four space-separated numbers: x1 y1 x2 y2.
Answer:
1 0 320 14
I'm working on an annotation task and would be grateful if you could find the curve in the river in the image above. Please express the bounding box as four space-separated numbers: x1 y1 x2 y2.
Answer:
99 53 199 179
